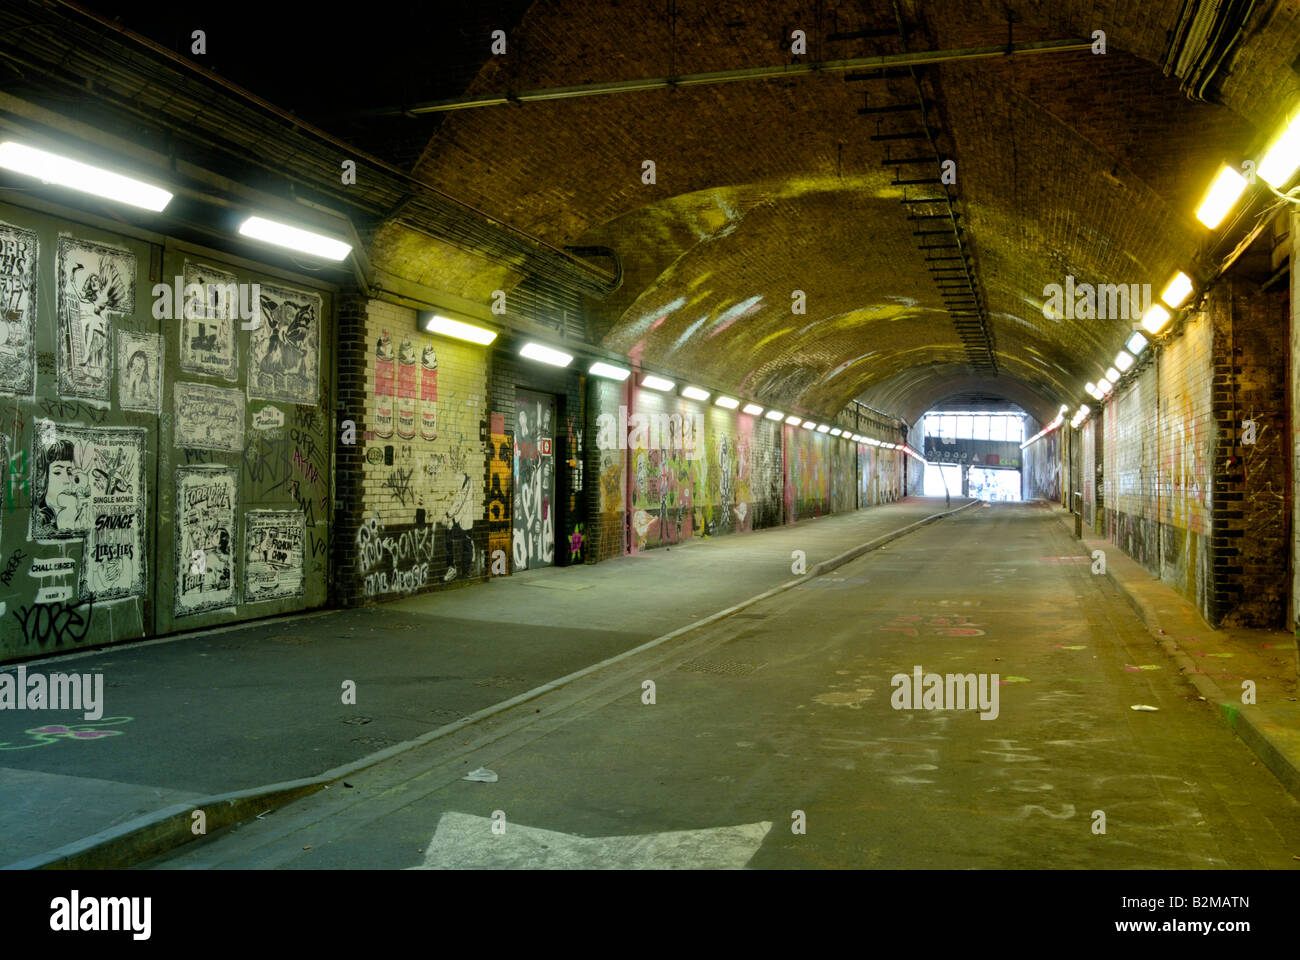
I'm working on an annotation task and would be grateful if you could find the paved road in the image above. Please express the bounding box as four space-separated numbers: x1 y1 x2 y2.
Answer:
148 501 1300 869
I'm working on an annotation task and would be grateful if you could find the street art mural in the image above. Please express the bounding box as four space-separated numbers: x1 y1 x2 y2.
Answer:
396 337 417 440
355 510 436 597
785 424 829 522
174 465 238 617
249 282 319 405
373 329 394 439
244 510 304 602
56 236 134 405
513 391 555 570
178 260 238 380
29 421 147 602
116 331 162 414
487 432 511 574
0 220 37 397
420 345 438 441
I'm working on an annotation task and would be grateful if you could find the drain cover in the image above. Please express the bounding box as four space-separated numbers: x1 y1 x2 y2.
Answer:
341 716 373 725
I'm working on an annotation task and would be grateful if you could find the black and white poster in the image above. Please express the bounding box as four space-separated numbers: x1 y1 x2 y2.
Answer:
244 510 304 602
174 381 245 452
179 260 238 380
56 235 135 404
175 465 237 617
0 221 37 396
248 282 320 404
117 330 162 413
29 422 147 601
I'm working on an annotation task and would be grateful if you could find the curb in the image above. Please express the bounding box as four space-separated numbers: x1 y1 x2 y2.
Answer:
1055 507 1300 802
7 499 978 870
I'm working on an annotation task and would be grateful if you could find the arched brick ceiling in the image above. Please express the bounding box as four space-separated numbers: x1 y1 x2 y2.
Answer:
371 0 1298 423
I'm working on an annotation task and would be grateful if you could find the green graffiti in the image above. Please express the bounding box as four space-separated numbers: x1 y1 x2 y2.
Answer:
0 716 133 750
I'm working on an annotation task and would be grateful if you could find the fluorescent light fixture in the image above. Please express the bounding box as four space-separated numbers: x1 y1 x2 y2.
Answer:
238 215 351 260
866 438 881 446
801 420 816 430
0 141 172 212
1259 110 1300 187
681 385 710 401
1126 331 1149 355
1141 303 1171 334
1097 378 1113 396
1160 272 1193 309
519 342 573 367
1104 367 1120 383
423 313 497 345
1114 351 1135 372
784 415 802 425
765 409 785 421
1195 166 1247 229
714 395 740 409
641 375 675 391
830 428 843 436
816 424 831 433
1085 382 1102 400
742 403 764 416
588 361 630 381
1059 404 1070 414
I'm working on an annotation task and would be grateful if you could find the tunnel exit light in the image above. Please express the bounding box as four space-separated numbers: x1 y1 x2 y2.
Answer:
422 313 498 345
238 216 351 260
519 342 573 367
0 141 173 212
1195 166 1247 229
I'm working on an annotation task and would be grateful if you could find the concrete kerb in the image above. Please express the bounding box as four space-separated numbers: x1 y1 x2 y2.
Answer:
1051 506 1300 802
6 499 979 870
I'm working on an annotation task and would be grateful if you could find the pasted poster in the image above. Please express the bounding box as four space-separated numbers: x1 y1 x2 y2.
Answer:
249 281 320 404
396 338 416 439
57 236 135 404
244 510 304 602
29 422 147 601
175 465 237 616
174 382 245 452
116 330 162 413
179 260 238 380
419 344 438 441
373 330 394 439
0 221 38 396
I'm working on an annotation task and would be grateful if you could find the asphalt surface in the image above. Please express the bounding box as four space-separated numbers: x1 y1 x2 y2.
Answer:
145 500 1300 869
0 496 957 866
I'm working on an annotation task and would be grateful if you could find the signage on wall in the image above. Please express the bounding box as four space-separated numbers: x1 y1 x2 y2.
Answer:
540 438 552 456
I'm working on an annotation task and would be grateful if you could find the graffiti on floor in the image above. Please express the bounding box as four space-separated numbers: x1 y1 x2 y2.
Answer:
0 715 132 750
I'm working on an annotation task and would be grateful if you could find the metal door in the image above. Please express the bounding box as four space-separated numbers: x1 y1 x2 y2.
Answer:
512 390 555 569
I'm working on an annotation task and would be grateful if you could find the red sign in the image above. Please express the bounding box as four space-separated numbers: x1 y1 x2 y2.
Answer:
540 438 552 456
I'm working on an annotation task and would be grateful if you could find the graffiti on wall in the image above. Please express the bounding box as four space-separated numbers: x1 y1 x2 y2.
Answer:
0 220 37 396
396 338 417 440
249 283 319 405
244 510 304 603
56 236 134 405
175 465 237 616
513 393 555 569
355 511 436 597
179 260 238 380
29 421 146 601
174 382 245 453
373 330 394 439
487 433 511 573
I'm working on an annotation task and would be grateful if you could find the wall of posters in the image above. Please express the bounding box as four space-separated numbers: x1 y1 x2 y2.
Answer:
28 421 147 601
175 465 238 617
0 220 38 396
249 281 320 404
244 510 304 602
178 260 239 380
173 381 245 452
56 236 135 404
117 330 162 413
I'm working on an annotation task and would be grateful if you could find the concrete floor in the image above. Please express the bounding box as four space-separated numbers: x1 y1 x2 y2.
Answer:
147 501 1300 869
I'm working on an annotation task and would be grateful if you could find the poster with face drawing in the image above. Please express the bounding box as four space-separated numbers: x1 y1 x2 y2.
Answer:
179 260 238 380
56 236 135 404
0 221 37 396
117 330 162 413
175 465 238 616
244 510 304 602
29 421 147 601
249 282 320 404
174 382 245 452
